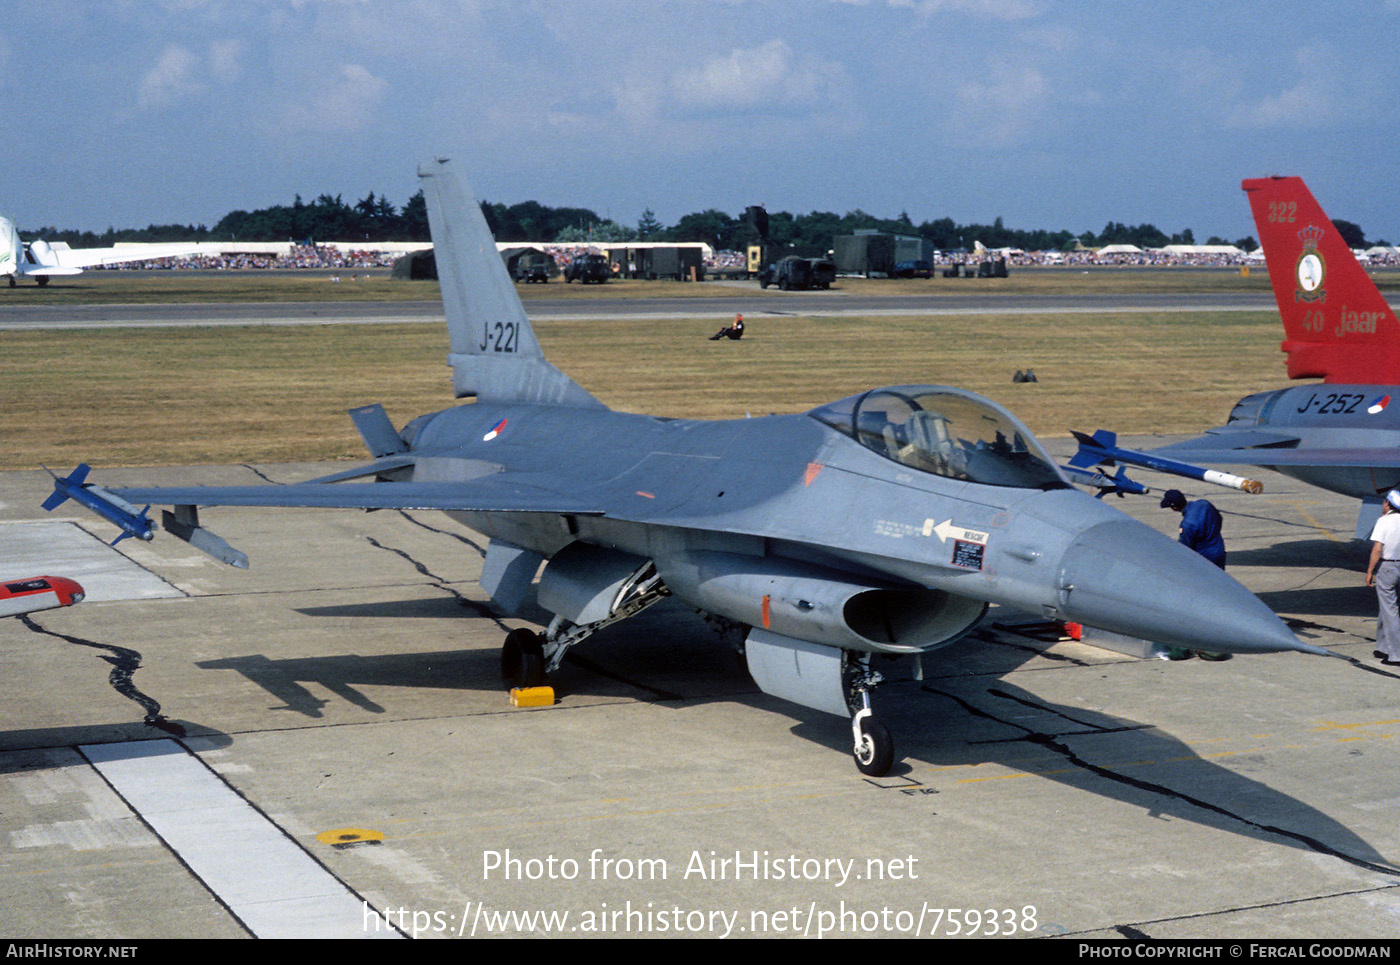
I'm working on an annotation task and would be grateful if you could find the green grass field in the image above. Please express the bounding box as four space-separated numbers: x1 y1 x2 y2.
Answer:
9 264 1371 468
1 300 1290 470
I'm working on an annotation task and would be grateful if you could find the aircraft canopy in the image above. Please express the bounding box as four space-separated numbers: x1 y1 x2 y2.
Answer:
810 385 1068 490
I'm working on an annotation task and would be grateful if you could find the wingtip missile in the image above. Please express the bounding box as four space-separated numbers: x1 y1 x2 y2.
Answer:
1071 431 1264 495
41 464 156 544
1061 463 1149 498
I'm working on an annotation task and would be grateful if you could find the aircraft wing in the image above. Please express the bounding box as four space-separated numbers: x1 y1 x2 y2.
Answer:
1153 440 1400 469
21 265 83 277
109 474 606 515
54 246 208 270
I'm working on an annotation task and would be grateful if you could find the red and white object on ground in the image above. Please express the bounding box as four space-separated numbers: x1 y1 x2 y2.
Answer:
0 576 85 617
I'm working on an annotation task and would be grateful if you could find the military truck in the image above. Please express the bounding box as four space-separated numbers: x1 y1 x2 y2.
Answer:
512 251 555 283
759 255 836 290
833 233 896 277
564 252 611 284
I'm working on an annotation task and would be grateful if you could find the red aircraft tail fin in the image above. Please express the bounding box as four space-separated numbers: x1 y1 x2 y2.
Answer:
1243 176 1400 383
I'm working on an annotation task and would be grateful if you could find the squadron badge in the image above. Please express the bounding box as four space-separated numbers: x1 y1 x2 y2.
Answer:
1295 223 1326 303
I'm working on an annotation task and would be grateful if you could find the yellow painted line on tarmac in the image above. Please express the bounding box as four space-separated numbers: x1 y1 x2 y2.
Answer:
1309 718 1400 735
1287 501 1342 541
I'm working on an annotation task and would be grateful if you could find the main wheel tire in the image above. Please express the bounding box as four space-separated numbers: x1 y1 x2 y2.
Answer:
853 718 894 776
501 629 546 689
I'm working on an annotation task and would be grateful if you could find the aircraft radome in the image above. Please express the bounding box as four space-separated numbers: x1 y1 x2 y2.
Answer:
47 159 1327 776
1072 176 1400 538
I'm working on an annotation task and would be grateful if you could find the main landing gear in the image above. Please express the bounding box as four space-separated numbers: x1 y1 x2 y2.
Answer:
499 562 670 690
501 628 547 689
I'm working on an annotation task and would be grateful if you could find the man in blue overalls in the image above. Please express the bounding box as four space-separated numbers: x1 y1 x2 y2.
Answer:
1161 488 1226 568
1159 489 1229 660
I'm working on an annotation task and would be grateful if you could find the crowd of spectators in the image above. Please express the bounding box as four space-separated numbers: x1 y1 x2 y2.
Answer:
708 246 1400 271
706 250 748 272
97 243 403 272
96 241 1400 275
533 244 606 272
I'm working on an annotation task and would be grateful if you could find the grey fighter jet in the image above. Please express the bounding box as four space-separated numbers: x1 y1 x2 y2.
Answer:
57 159 1325 776
1074 177 1400 538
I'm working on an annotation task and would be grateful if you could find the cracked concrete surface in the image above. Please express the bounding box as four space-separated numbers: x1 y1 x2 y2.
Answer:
2 458 1400 938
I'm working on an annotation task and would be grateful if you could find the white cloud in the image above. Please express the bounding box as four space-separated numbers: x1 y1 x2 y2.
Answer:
136 40 245 109
952 64 1051 147
278 63 388 133
207 39 243 83
672 40 819 110
1223 47 1342 130
884 0 1042 20
138 45 204 108
661 39 856 121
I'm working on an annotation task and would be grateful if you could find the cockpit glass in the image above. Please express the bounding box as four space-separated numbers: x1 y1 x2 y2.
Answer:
809 386 1068 489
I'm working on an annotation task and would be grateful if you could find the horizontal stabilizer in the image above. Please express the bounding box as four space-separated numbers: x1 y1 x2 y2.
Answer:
349 404 408 457
303 456 417 485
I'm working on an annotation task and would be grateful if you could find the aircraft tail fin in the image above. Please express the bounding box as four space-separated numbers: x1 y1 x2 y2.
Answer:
0 217 19 279
417 158 604 409
1243 176 1400 383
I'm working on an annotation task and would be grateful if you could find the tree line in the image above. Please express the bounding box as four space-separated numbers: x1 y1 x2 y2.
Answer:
32 188 1374 253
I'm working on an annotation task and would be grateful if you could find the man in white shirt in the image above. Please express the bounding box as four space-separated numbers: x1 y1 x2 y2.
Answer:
1365 489 1400 666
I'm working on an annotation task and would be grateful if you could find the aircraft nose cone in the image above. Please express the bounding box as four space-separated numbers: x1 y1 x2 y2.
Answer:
1055 519 1327 657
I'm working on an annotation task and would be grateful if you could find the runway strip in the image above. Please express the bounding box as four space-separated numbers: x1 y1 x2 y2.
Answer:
79 739 403 939
0 290 1285 330
0 303 1268 330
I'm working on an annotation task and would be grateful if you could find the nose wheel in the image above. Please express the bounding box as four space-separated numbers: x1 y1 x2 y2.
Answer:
852 708 893 776
847 656 895 776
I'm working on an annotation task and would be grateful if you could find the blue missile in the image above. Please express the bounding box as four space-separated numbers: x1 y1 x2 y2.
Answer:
41 464 156 545
1069 430 1264 495
1060 463 1149 498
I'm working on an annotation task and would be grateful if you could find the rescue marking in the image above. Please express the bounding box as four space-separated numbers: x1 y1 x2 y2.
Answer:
929 519 989 545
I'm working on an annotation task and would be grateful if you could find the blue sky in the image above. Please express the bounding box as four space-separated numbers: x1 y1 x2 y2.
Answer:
8 0 1399 243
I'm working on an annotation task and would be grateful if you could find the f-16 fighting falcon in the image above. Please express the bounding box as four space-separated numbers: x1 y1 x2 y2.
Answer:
47 159 1326 775
1073 176 1400 539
